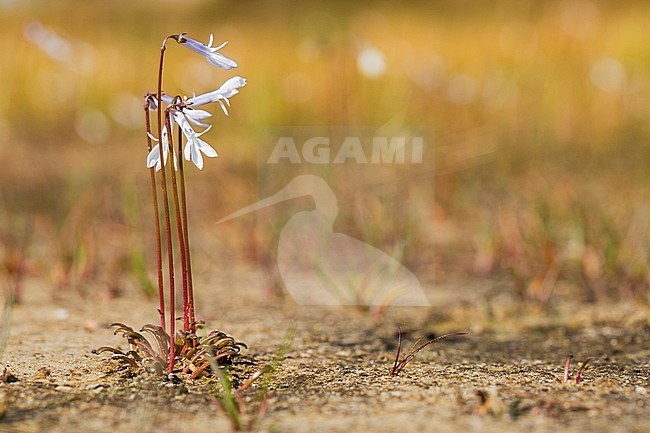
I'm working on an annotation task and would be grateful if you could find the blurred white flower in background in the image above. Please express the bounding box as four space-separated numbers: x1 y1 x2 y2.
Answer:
23 21 71 61
445 74 477 105
74 108 110 145
357 45 386 78
590 56 626 94
23 21 96 74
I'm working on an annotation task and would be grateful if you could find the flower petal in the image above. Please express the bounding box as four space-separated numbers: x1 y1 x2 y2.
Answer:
218 76 247 97
147 144 160 169
218 100 228 116
186 76 247 108
178 34 237 70
191 142 204 170
161 126 170 166
197 138 218 158
206 53 237 69
183 108 212 127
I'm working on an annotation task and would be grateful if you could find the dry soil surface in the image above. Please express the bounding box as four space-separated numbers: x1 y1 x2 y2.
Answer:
1 272 649 433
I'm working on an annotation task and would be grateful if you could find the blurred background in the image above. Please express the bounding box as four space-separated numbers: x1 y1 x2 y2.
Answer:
0 0 648 307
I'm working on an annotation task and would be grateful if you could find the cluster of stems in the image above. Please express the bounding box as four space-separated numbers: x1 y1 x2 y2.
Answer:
143 37 197 373
562 354 593 384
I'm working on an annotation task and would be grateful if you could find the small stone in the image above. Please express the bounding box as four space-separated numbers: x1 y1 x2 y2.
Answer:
635 386 647 395
33 367 51 381
0 366 18 383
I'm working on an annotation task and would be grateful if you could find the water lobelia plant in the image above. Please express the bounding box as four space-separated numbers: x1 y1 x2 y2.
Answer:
390 325 468 376
561 354 595 384
95 33 247 378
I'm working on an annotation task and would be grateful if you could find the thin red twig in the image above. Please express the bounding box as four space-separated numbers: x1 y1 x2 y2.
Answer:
143 101 165 330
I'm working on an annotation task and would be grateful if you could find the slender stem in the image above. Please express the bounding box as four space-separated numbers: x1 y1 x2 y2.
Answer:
575 357 593 384
165 108 190 333
563 354 573 383
144 100 165 330
157 40 176 373
390 324 403 376
391 330 468 376
177 125 196 332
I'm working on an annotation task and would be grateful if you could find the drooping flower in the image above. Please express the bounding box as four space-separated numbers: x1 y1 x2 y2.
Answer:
172 110 218 170
145 93 173 111
145 102 218 170
146 126 170 171
187 76 247 115
143 37 246 171
175 33 237 70
146 123 180 172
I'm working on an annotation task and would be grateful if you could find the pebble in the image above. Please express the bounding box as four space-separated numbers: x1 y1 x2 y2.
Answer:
634 386 647 395
0 366 18 383
85 383 105 394
33 367 52 380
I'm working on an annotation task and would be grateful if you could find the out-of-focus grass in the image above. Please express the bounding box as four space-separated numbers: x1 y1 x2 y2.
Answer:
0 0 648 304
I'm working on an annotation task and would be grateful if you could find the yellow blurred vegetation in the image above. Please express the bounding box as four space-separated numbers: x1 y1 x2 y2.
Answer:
0 0 648 304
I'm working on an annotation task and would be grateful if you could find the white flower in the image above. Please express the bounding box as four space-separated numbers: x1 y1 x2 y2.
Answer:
145 105 219 170
176 33 237 70
146 126 177 171
187 76 247 115
173 111 218 170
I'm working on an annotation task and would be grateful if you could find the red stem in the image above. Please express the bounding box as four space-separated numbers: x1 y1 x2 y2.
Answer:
563 354 573 383
165 109 189 333
144 101 165 330
390 325 403 376
157 40 176 373
176 126 196 332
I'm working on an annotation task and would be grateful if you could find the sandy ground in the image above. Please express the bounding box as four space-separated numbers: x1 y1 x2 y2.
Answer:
0 271 648 433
